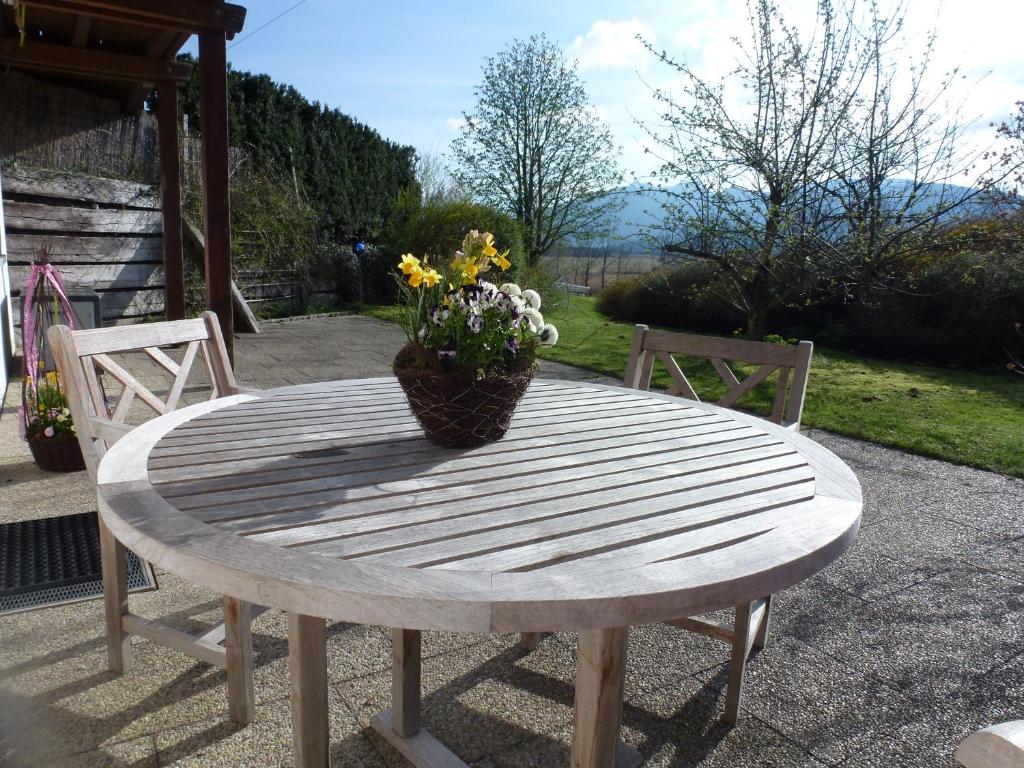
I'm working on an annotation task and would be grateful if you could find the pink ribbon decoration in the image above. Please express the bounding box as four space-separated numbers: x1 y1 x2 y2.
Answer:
22 260 77 397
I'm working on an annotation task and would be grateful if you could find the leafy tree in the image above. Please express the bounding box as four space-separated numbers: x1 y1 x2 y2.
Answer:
451 35 623 266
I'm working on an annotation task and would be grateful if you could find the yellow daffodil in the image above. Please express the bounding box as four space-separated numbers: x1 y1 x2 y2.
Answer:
496 254 512 271
399 254 420 275
407 266 425 288
483 243 497 258
422 269 440 288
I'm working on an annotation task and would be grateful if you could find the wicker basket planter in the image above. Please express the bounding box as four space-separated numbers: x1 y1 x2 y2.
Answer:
27 431 86 472
394 343 537 449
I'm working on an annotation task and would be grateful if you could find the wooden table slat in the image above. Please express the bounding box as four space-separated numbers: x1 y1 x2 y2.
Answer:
246 441 800 550
180 423 770 520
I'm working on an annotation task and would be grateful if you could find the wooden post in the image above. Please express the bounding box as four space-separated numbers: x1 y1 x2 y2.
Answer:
288 613 329 768
198 27 233 360
156 79 185 321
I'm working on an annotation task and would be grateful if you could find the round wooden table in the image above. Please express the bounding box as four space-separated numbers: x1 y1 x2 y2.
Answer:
97 378 861 768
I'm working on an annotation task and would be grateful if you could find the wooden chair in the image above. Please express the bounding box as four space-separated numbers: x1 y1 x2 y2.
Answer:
625 323 813 724
47 311 259 724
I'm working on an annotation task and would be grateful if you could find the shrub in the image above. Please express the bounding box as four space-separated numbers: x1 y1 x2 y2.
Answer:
596 262 744 333
595 250 1024 367
840 251 1024 366
364 193 527 304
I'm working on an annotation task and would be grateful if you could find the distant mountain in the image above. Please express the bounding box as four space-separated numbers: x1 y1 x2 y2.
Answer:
592 179 999 252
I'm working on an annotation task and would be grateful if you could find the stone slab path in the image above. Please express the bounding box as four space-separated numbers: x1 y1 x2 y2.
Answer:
1 314 1022 768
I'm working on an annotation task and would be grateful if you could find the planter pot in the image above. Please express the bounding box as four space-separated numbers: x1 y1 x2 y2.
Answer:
394 343 537 449
27 431 86 472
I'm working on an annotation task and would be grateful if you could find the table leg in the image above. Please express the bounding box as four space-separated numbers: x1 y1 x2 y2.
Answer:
519 632 542 650
571 627 641 768
224 596 255 725
371 627 469 767
99 517 131 673
723 601 756 726
288 613 329 768
392 628 421 737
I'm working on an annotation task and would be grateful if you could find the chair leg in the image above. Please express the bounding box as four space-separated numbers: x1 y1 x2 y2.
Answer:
98 517 131 674
223 596 255 725
722 601 757 725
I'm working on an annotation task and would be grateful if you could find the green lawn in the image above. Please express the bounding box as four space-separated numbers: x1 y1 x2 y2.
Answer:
361 296 1024 477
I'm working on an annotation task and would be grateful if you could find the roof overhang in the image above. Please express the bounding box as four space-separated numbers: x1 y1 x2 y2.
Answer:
0 0 246 109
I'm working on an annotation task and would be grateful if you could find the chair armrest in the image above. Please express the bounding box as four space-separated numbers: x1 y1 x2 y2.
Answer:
956 721 1024 768
89 417 134 443
228 385 261 396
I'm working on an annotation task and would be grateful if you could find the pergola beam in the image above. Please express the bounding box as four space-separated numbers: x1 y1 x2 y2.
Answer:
0 37 191 83
70 13 90 46
199 27 234 359
123 29 182 111
157 80 185 322
20 0 246 37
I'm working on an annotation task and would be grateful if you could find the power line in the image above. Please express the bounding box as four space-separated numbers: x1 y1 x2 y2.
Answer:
228 0 310 49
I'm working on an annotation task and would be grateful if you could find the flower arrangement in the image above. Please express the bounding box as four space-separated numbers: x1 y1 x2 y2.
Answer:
19 246 85 471
22 368 74 440
395 230 557 376
392 230 558 447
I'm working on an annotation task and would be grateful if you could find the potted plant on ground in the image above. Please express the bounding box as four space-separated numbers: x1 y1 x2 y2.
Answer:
393 230 558 448
19 246 85 472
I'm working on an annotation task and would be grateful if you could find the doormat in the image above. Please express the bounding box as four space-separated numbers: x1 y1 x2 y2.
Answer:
0 511 155 615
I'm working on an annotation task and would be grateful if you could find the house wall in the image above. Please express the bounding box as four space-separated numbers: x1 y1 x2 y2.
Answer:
0 166 11 384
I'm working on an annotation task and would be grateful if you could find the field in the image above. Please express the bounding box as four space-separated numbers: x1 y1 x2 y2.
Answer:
362 295 1024 478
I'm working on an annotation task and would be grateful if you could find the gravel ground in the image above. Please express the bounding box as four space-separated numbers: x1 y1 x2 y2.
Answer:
1 314 1021 767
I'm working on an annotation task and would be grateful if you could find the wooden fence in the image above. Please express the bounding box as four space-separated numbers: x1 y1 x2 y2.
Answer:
0 70 158 181
3 166 164 328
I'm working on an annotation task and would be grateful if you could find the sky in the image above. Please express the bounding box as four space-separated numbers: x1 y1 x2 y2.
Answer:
185 0 1024 182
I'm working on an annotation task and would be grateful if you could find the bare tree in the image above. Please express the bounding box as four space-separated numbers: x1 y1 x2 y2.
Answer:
415 151 461 204
639 0 1015 337
639 0 861 338
822 7 1017 301
452 35 623 266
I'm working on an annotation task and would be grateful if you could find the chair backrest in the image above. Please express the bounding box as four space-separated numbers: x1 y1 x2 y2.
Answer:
47 311 238 481
624 324 813 429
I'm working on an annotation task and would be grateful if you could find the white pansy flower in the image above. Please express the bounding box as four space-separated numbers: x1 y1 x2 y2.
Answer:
499 283 522 297
538 323 559 346
478 280 497 293
522 289 541 310
510 296 525 312
521 307 544 332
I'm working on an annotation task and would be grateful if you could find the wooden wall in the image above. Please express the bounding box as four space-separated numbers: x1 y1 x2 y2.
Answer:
3 166 164 328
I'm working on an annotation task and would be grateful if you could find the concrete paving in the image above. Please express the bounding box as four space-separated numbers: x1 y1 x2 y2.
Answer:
1 314 1022 768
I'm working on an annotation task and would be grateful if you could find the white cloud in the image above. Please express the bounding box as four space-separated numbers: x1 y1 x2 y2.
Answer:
445 117 465 133
568 19 655 72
